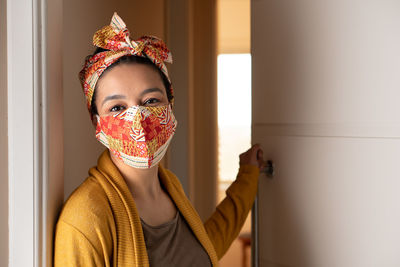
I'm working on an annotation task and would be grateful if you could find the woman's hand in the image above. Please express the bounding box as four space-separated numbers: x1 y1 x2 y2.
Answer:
239 144 265 169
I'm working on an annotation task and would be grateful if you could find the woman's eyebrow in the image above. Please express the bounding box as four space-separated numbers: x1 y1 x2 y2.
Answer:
140 88 164 97
101 94 126 107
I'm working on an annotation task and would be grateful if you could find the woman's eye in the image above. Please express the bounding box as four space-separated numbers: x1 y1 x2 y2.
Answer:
109 105 126 112
143 98 160 106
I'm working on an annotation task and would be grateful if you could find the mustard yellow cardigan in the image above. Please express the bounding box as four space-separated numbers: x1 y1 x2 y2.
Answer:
54 150 259 267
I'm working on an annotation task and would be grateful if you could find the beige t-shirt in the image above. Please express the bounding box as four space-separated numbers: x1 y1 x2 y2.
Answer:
141 212 212 266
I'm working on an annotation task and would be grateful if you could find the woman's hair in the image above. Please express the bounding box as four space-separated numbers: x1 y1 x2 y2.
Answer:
89 47 173 116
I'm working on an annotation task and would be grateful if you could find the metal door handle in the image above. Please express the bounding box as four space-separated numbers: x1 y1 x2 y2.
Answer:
260 160 274 178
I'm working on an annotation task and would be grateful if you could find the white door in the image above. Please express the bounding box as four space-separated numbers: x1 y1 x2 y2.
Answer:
252 0 400 266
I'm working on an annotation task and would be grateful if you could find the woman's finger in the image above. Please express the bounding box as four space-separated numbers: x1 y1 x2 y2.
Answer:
256 148 265 168
252 143 260 151
256 148 263 160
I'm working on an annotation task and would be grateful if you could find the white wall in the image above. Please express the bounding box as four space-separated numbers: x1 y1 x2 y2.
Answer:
0 0 8 265
63 0 167 199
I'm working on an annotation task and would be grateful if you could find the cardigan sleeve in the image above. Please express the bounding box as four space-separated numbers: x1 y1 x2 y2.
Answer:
54 220 106 267
203 164 260 259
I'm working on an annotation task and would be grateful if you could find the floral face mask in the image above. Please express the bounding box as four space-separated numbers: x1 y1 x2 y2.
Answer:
95 104 177 168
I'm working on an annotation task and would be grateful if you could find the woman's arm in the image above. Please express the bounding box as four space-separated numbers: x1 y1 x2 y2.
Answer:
203 145 263 259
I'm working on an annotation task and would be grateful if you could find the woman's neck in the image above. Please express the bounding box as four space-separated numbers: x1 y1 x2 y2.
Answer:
109 150 161 200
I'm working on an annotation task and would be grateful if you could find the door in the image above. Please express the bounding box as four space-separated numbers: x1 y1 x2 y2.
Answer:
251 0 400 266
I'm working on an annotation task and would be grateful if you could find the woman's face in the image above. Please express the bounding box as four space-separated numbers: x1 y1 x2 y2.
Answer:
95 63 169 117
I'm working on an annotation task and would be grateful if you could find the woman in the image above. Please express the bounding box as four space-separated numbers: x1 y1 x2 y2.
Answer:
54 13 263 267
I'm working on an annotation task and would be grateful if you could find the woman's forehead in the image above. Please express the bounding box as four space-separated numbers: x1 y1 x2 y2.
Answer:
96 64 166 98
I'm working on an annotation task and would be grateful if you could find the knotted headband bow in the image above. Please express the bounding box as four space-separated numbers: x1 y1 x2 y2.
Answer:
79 12 173 118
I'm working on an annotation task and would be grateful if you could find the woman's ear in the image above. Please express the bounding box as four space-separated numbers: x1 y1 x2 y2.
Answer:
91 115 98 128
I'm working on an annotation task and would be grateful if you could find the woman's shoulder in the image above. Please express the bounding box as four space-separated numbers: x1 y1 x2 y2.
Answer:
57 176 115 232
55 176 115 260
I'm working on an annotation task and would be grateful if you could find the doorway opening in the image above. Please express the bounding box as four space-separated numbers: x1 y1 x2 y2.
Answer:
217 0 251 266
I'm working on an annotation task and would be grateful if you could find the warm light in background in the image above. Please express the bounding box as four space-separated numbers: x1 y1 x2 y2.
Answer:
217 53 252 184
217 0 252 266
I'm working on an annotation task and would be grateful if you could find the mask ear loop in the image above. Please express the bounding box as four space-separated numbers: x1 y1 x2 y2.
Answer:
91 114 100 131
95 114 101 125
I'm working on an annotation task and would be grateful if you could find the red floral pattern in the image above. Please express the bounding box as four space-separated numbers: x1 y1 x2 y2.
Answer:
79 12 174 121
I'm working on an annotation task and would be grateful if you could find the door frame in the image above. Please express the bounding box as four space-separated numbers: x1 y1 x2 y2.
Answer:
7 0 63 266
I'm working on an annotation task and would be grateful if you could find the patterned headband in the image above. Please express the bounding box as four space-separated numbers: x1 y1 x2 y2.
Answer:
79 12 173 117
